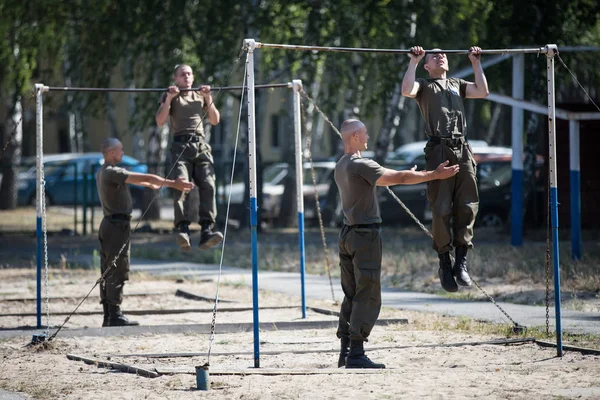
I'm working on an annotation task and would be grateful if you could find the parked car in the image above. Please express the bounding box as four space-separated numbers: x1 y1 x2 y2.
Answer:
386 139 489 166
324 145 542 228
218 161 336 222
370 146 507 225
18 153 149 208
476 153 545 228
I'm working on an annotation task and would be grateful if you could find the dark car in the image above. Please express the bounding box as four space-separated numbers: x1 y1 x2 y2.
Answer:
323 146 543 228
218 161 336 223
476 154 545 228
18 153 149 208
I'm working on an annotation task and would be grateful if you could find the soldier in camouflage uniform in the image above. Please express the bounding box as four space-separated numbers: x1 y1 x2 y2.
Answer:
402 46 489 292
97 138 193 326
156 64 222 251
335 119 458 368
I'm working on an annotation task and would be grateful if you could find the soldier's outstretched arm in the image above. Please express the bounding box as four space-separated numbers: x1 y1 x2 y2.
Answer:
126 172 194 192
375 161 458 186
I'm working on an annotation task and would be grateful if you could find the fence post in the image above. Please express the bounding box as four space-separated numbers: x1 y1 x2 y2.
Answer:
82 171 88 235
90 169 95 234
73 162 78 235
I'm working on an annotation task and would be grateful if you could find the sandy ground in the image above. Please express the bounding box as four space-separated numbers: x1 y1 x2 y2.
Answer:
0 269 599 399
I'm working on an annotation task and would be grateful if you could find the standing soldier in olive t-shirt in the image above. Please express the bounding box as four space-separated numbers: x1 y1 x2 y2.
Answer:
97 138 193 326
156 64 222 251
334 119 458 368
401 46 489 293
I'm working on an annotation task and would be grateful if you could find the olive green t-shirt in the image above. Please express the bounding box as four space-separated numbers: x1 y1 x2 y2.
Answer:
96 164 132 217
160 91 208 137
415 77 468 138
334 154 385 226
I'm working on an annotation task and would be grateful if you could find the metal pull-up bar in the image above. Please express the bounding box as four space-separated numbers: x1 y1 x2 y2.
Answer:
243 38 564 360
255 42 548 55
37 83 292 93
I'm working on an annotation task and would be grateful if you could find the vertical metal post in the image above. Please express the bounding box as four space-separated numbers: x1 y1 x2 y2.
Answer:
245 39 260 368
35 84 44 329
90 170 95 234
546 44 562 357
511 54 524 246
292 80 307 318
73 162 78 234
569 120 581 260
83 172 88 235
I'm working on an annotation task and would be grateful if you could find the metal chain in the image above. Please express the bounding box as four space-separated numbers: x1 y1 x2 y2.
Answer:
545 176 551 336
298 88 342 139
49 240 129 340
556 53 600 113
300 87 523 331
206 54 248 365
383 187 521 326
298 95 337 304
471 280 519 327
48 49 246 341
41 166 50 336
384 187 432 237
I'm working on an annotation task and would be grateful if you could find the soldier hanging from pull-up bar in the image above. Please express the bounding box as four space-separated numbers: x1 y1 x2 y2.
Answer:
402 46 490 293
156 64 223 251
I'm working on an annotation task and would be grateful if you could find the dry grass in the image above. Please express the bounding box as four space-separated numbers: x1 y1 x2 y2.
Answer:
2 207 599 312
130 226 600 291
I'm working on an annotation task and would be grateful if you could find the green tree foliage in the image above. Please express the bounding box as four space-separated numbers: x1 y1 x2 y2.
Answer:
1 0 598 212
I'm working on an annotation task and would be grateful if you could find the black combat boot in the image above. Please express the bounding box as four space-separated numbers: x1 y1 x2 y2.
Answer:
454 246 472 287
438 252 458 292
338 336 350 368
176 222 191 250
102 302 109 327
345 340 385 369
107 305 139 327
199 222 223 250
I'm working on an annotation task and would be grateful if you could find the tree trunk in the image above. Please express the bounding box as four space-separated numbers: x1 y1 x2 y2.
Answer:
143 124 168 220
373 7 416 164
374 82 406 165
275 104 296 228
522 70 543 229
63 49 83 153
521 8 544 230
125 52 145 162
141 52 168 221
106 92 118 139
0 95 22 210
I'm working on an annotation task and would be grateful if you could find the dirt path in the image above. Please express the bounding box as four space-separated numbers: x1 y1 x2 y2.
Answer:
0 269 599 399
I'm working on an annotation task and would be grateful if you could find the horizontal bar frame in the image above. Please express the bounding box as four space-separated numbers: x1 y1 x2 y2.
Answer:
39 82 292 93
255 42 547 55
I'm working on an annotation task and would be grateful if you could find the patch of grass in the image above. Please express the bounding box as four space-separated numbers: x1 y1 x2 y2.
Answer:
379 333 396 343
210 380 228 389
165 376 182 388
392 308 600 349
221 277 247 289
442 290 478 301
